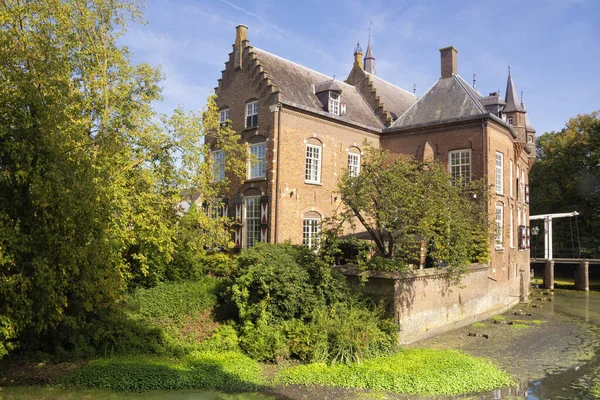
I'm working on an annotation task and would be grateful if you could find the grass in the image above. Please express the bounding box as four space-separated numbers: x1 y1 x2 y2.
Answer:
491 315 506 322
472 322 485 328
273 348 515 396
61 351 265 392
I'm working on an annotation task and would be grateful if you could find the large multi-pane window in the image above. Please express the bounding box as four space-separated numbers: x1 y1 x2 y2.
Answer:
209 199 226 219
246 101 258 128
495 152 504 194
509 160 513 197
328 92 340 115
248 143 266 179
303 218 321 249
348 152 360 177
305 144 321 183
510 207 514 248
448 149 471 183
245 197 261 248
495 205 503 248
212 150 225 182
219 108 230 125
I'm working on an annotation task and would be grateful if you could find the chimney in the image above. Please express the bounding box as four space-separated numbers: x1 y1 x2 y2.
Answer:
439 46 458 79
234 24 248 70
353 42 363 69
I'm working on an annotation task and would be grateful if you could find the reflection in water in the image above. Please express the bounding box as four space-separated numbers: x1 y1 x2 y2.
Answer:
526 289 600 400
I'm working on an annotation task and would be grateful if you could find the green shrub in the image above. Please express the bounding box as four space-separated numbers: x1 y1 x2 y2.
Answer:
239 319 289 362
364 256 407 272
225 243 348 323
283 304 396 364
274 349 515 395
63 351 265 392
590 380 600 398
199 253 236 276
126 278 218 322
319 234 371 266
199 324 240 352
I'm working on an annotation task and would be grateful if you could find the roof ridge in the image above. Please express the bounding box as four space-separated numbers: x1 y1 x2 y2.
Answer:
364 71 417 99
453 74 486 114
391 79 439 127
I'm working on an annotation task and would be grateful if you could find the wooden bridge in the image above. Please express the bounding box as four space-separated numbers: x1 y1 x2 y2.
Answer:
530 258 600 291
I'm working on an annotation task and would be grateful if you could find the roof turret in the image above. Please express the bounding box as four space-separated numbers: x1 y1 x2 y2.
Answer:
503 66 525 113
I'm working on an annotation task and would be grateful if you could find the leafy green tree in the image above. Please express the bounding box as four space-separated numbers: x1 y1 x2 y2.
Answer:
530 111 600 256
0 0 244 357
337 146 489 271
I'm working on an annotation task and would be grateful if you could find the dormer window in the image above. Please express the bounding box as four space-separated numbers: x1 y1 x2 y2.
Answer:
328 92 340 115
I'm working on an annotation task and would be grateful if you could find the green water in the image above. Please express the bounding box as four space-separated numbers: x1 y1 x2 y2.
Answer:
0 387 283 400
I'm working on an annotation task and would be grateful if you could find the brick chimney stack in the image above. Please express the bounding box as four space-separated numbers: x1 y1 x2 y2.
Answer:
440 46 458 79
234 24 248 70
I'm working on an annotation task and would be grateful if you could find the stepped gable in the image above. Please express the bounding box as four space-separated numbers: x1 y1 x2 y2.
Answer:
364 71 417 120
391 74 487 129
252 48 383 130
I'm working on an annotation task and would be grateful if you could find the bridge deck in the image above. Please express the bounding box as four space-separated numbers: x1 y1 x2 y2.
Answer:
530 258 600 265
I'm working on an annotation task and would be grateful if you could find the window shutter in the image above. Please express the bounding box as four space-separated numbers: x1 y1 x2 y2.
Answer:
340 103 347 116
525 185 530 204
260 196 269 242
526 227 531 249
234 200 242 248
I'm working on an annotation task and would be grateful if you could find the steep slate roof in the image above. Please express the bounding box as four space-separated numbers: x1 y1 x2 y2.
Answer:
523 101 536 133
503 71 525 113
479 93 506 107
364 71 417 119
253 48 383 129
391 74 486 128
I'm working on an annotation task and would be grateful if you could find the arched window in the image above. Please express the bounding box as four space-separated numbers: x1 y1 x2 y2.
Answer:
303 211 321 249
305 138 322 184
347 147 361 177
219 107 230 125
248 135 266 179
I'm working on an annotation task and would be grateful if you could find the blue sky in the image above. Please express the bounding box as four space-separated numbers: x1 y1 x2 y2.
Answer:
122 0 600 135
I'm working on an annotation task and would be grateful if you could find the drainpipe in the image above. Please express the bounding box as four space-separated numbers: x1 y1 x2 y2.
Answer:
274 103 282 243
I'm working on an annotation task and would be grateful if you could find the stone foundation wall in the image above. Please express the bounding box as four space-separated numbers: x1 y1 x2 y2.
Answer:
337 264 522 344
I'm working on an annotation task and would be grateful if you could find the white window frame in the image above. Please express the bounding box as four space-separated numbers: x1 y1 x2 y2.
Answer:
209 198 226 219
508 117 514 126
495 205 504 249
495 152 504 194
212 150 225 182
248 143 266 179
328 92 340 115
303 218 321 249
246 101 258 128
510 207 514 248
219 108 230 125
521 170 526 201
348 152 360 177
305 143 321 183
509 160 513 198
244 196 261 248
448 149 471 183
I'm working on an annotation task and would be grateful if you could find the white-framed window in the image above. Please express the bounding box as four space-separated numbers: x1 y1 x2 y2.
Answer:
508 117 514 126
219 108 230 125
245 196 261 248
209 198 227 219
212 150 225 182
495 152 504 194
495 205 503 248
528 135 534 143
509 160 513 198
448 149 471 183
328 92 340 115
248 143 266 179
305 143 321 183
521 170 526 201
246 100 258 128
303 218 321 249
348 152 360 177
510 207 514 248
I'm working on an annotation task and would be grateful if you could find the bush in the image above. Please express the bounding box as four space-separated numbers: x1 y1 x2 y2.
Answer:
364 256 407 272
225 243 347 323
199 324 240 352
199 253 236 277
284 303 397 364
319 235 371 266
239 319 289 362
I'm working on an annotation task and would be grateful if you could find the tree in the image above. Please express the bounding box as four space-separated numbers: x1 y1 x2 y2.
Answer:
530 111 600 256
337 146 489 271
0 0 244 357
